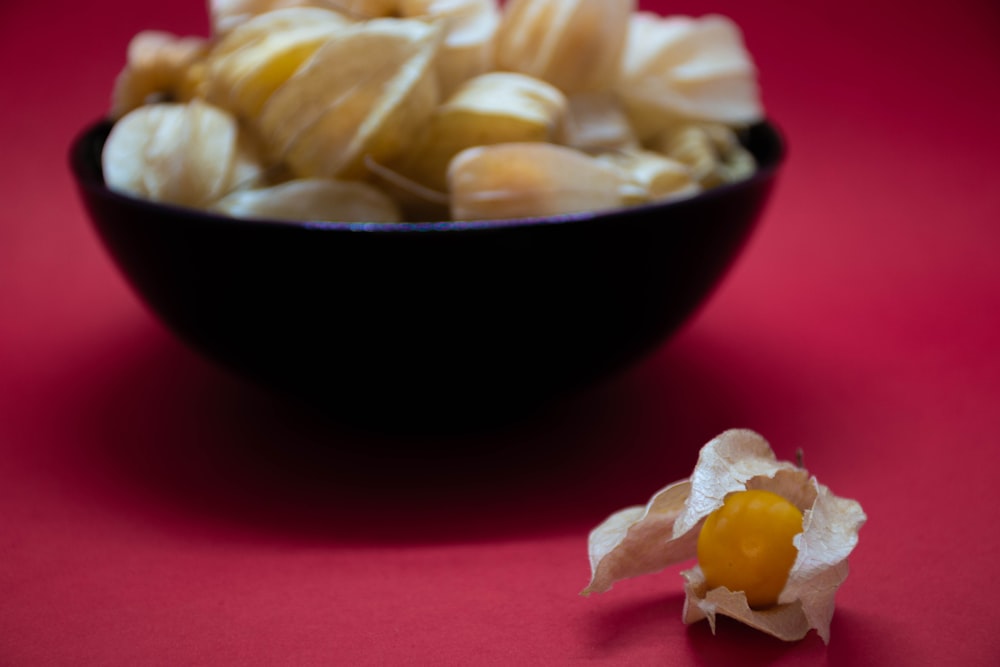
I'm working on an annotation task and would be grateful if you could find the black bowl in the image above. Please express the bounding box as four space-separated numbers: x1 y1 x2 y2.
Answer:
70 119 784 428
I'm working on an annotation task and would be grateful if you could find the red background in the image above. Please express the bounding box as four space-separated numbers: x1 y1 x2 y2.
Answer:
2 0 999 664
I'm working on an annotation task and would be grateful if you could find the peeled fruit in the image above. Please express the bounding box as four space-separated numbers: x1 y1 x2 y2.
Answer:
212 178 402 222
257 18 442 179
697 490 803 609
391 71 567 193
496 0 634 94
618 13 763 139
448 143 642 221
102 101 259 208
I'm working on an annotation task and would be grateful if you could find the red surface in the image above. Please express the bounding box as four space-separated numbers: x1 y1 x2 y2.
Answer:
3 0 1000 664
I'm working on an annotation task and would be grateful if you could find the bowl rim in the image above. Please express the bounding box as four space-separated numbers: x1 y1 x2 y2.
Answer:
70 117 786 234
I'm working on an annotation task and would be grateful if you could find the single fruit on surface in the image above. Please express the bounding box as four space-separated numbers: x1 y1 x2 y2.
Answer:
696 489 803 609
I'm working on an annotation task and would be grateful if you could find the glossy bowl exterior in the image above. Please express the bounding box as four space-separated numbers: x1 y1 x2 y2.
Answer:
71 120 784 425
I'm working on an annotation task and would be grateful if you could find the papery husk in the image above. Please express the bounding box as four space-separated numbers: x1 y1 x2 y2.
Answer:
102 100 251 208
203 8 353 120
653 122 757 189
583 429 866 644
389 71 567 193
495 0 635 94
582 478 697 596
596 149 699 202
558 92 638 153
209 0 388 34
617 13 763 140
110 31 210 118
211 178 402 222
447 142 643 220
399 0 500 96
256 18 443 179
681 567 813 641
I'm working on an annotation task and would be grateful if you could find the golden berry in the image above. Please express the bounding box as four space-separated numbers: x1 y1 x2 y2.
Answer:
696 489 803 609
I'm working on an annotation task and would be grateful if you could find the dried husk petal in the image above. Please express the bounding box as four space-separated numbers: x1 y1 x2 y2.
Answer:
583 429 866 644
583 478 696 596
681 570 813 641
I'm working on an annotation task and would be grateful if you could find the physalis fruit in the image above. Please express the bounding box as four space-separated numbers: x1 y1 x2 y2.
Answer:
697 489 803 609
583 429 866 643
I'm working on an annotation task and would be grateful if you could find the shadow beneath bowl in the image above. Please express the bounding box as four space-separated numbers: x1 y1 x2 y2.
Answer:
69 322 780 546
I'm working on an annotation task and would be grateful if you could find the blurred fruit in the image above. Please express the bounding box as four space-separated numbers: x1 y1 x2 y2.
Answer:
654 122 757 188
103 101 260 207
111 31 209 118
204 8 352 120
213 178 402 222
448 142 642 220
618 13 763 140
495 0 634 94
391 71 566 194
400 0 500 95
558 91 637 152
257 18 442 179
597 149 699 201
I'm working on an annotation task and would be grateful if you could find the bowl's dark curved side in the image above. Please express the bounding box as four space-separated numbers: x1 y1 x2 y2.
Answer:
70 120 784 423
